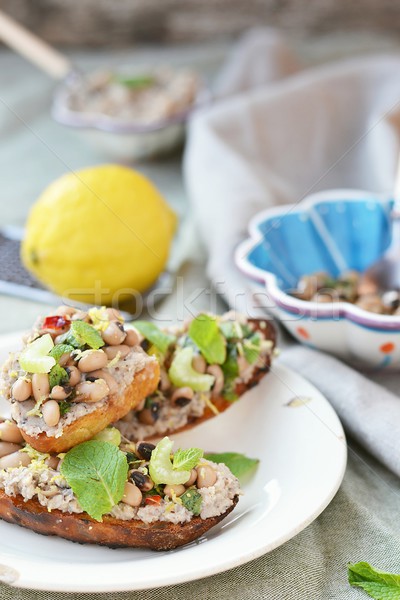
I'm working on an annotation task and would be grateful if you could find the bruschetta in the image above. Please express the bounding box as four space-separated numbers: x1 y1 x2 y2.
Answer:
0 433 240 550
0 306 159 454
116 312 276 441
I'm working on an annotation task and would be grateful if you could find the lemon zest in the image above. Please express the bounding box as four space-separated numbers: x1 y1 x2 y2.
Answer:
201 393 220 416
107 352 121 368
88 307 110 332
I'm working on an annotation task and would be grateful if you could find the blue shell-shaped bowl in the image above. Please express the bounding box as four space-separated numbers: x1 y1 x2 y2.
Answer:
236 190 400 368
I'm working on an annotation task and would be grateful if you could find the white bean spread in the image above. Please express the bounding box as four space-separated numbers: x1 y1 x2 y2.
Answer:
0 306 155 438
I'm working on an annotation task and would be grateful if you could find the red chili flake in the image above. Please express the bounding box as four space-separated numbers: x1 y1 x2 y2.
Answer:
42 315 70 331
145 495 162 506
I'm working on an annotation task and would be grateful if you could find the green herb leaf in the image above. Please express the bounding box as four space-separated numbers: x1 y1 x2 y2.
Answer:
189 314 227 364
61 440 128 522
204 452 259 480
243 333 261 365
114 74 155 89
348 562 400 599
49 344 74 362
173 447 203 472
49 364 69 389
65 321 105 350
219 321 243 340
180 489 202 516
133 321 175 354
221 344 239 401
58 401 72 417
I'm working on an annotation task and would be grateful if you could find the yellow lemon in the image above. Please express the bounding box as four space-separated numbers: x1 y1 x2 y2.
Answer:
21 164 177 305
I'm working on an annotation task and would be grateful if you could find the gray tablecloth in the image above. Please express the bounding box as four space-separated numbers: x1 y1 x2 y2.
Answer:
1 36 400 599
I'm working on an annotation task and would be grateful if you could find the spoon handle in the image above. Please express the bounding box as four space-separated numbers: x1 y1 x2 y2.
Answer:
0 11 72 79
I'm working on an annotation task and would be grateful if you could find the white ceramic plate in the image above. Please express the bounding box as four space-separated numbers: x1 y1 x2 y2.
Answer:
0 333 347 592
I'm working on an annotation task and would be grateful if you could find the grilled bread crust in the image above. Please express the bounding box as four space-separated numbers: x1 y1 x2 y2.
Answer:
20 361 160 454
0 489 238 550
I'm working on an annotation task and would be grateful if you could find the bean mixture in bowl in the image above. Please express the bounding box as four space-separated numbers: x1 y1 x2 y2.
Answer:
65 67 200 127
290 270 400 315
0 306 154 438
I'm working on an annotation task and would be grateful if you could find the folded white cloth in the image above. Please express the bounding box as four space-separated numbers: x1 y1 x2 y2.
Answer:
279 346 400 477
184 28 400 311
184 29 400 475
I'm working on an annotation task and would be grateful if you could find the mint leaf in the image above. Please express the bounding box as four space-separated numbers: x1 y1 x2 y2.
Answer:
115 74 155 89
221 344 239 401
243 333 261 365
204 452 259 480
49 344 74 362
133 321 175 354
65 321 104 350
180 489 202 516
59 400 72 417
173 447 203 471
219 321 243 340
61 440 128 522
348 562 400 599
49 364 69 389
188 314 226 365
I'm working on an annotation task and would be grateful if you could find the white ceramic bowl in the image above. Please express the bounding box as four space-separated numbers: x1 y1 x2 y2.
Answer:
52 73 210 161
235 189 400 369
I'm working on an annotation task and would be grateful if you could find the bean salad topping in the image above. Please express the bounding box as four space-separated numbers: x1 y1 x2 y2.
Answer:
6 306 142 427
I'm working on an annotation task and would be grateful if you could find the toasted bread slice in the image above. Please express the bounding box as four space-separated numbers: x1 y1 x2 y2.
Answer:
117 317 276 441
19 361 160 454
1 306 160 454
0 489 238 550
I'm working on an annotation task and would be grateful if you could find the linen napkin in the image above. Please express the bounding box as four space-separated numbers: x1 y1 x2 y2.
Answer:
184 28 400 475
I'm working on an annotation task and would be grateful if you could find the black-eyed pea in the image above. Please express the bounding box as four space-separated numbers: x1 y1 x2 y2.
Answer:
0 450 31 470
196 464 217 488
121 482 142 507
75 379 110 403
102 321 126 346
206 365 224 397
0 442 22 458
42 400 60 427
129 470 154 492
55 305 77 317
105 308 123 322
135 441 156 461
71 310 89 322
124 328 140 346
66 366 81 386
185 469 198 487
192 354 207 374
164 484 186 498
50 385 71 400
32 373 50 403
58 352 71 367
137 402 160 425
78 350 108 372
12 378 32 402
89 369 118 394
45 456 60 470
104 345 130 360
0 421 24 444
158 368 171 392
171 387 194 407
